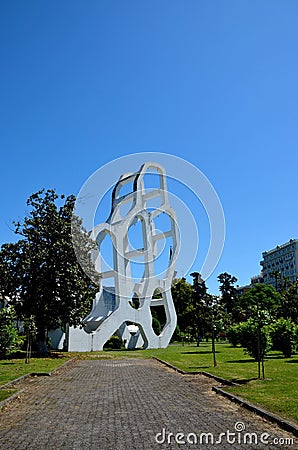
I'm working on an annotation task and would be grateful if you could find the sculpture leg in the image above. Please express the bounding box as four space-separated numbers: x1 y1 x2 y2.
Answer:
116 322 144 349
90 308 125 351
156 289 177 348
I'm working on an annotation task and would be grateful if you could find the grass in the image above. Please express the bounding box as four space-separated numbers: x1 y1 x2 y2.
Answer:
157 342 298 425
0 389 17 403
0 352 71 403
0 343 297 426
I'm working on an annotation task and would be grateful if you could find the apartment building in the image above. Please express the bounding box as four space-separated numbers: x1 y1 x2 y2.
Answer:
260 239 298 286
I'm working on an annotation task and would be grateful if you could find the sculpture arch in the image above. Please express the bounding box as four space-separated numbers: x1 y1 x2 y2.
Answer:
68 162 179 351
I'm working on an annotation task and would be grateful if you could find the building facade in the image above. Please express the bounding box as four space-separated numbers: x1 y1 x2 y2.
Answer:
236 274 264 295
260 239 298 287
251 274 264 285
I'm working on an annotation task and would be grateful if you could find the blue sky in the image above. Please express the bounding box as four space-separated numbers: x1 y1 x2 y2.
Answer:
1 1 298 294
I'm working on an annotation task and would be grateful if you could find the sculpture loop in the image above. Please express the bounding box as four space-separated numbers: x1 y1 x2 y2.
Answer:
68 162 179 351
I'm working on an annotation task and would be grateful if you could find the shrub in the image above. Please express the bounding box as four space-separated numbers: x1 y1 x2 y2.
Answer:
171 324 181 342
227 320 272 361
152 317 162 335
237 319 272 361
0 307 22 359
104 335 124 350
269 318 297 358
226 325 241 347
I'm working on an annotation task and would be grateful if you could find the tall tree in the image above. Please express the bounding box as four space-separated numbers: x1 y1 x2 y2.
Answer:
240 284 281 378
0 189 100 352
171 277 193 336
217 272 238 316
279 279 298 322
240 284 281 323
270 270 282 292
190 272 207 344
204 294 219 366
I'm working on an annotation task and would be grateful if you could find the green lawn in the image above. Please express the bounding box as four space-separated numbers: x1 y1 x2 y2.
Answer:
0 353 70 403
0 343 297 426
157 342 298 425
0 389 17 403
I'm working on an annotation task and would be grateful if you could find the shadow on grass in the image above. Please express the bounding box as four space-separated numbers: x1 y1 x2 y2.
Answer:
286 359 298 363
231 377 258 384
226 359 255 363
3 354 25 362
182 351 219 355
3 351 66 361
266 355 288 360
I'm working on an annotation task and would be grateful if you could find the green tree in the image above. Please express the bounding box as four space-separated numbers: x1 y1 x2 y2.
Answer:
217 272 238 319
270 270 282 292
203 294 227 367
237 320 272 362
152 317 162 335
0 189 100 353
269 318 297 358
0 240 25 306
240 284 281 322
0 307 21 359
226 324 242 347
23 315 37 364
240 284 281 378
279 279 298 323
171 278 193 336
188 273 228 364
190 272 207 344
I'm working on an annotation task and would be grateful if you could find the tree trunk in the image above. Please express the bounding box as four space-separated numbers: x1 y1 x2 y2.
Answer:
262 358 265 379
257 322 261 379
212 328 217 367
25 334 31 364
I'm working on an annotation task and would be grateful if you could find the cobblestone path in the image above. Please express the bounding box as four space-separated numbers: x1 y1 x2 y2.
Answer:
0 358 296 449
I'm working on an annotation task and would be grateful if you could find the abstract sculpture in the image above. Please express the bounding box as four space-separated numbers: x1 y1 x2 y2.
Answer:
68 162 179 351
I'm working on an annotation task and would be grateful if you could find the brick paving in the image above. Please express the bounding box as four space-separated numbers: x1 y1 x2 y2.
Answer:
0 358 296 449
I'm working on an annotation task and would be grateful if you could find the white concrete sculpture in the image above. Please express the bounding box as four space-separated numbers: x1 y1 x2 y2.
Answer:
68 162 179 351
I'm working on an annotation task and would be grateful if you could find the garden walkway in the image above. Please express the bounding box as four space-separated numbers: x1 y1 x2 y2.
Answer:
0 358 296 449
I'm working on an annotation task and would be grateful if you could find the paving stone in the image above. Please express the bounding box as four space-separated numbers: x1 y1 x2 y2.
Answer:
0 358 296 449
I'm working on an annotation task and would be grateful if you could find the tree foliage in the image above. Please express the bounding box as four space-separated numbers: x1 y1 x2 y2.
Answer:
269 318 297 358
171 275 228 346
227 320 272 361
279 279 298 323
190 272 208 342
171 277 194 336
231 283 281 378
217 272 238 316
0 307 21 358
240 283 281 323
0 189 100 349
23 315 37 363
